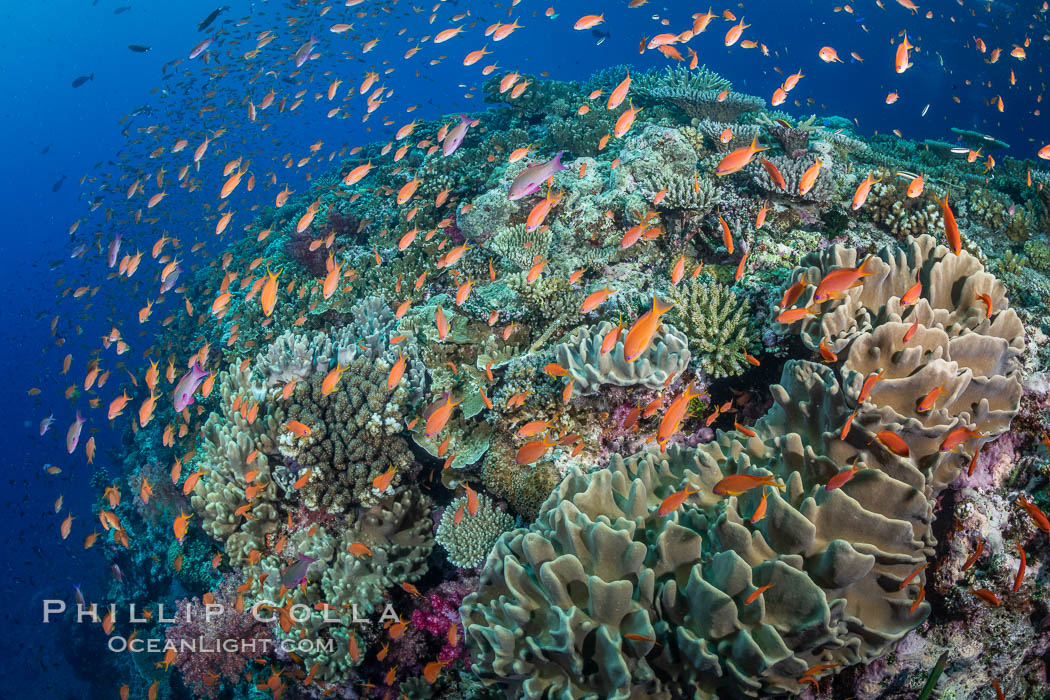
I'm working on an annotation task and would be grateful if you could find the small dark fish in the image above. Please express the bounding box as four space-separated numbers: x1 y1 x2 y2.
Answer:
40 144 51 154
280 554 318 588
52 175 66 193
591 29 610 46
113 5 131 14
197 5 229 32
71 74 94 88
127 45 151 53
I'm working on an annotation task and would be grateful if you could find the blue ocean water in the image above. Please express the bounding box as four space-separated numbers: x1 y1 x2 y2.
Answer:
2 1 1045 698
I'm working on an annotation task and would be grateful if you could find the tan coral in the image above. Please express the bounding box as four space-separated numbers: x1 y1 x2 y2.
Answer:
779 234 1024 491
464 236 1024 699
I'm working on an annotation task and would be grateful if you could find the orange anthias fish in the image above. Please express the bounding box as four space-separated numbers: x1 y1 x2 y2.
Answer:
657 485 698 516
1015 493 1050 532
424 394 462 437
916 383 947 412
876 430 910 457
713 474 783 496
372 466 396 493
939 426 982 452
813 255 874 302
515 435 558 465
173 510 193 543
744 582 773 605
852 172 881 209
623 296 675 361
940 190 962 254
826 460 865 490
716 137 767 175
656 383 703 450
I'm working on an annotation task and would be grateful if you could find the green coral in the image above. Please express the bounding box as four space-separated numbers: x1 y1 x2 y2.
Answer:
670 278 755 378
436 493 515 568
632 64 732 96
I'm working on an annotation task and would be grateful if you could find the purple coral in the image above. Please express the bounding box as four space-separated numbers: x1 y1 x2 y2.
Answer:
408 578 476 665
284 206 360 276
165 579 273 698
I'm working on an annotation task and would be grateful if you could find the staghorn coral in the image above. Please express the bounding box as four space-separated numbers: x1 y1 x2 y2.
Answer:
645 172 719 212
670 278 756 378
463 235 1024 699
555 319 691 394
751 154 835 202
632 64 733 97
436 493 515 568
650 87 765 122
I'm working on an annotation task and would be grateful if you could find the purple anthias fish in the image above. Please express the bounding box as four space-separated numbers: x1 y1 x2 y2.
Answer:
173 359 210 412
294 34 319 68
281 553 318 588
66 410 85 454
442 114 475 157
160 265 182 294
508 151 568 201
107 233 122 268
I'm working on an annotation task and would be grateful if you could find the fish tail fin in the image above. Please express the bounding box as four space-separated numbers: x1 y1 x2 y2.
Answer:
857 253 875 275
553 150 568 171
651 296 675 316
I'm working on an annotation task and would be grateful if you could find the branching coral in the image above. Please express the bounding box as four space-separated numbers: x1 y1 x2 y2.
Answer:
751 155 835 202
645 173 718 212
632 65 733 97
436 493 515 568
692 120 763 153
670 278 755 378
651 88 765 122
280 354 420 511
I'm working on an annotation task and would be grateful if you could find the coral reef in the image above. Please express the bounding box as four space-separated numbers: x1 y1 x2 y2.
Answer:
463 235 1025 698
85 55 1050 700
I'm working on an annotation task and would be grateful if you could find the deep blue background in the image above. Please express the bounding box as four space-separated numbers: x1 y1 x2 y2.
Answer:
1 0 1043 695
